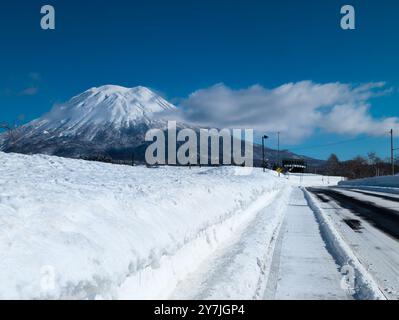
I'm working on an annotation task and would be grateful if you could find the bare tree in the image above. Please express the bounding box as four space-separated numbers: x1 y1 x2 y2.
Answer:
367 152 382 176
0 122 20 149
326 154 341 176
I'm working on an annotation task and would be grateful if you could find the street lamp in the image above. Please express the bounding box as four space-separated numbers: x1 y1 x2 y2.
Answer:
262 135 268 172
390 129 399 175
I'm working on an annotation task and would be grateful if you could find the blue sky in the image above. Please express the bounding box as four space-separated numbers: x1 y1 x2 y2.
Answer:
1 0 398 160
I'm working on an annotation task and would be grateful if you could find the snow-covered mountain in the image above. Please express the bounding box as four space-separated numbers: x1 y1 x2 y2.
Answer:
0 85 180 160
34 85 176 135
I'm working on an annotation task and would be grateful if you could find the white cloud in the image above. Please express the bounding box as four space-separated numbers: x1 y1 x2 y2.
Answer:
165 81 397 143
320 104 397 136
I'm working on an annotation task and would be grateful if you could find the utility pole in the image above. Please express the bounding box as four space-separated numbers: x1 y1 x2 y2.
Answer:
262 135 268 172
391 129 394 175
391 129 398 176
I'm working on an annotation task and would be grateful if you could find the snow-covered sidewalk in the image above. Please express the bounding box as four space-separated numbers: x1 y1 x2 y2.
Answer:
264 187 351 300
171 186 291 299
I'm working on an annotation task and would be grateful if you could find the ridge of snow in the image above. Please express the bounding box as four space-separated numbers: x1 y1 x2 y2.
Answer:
0 152 286 299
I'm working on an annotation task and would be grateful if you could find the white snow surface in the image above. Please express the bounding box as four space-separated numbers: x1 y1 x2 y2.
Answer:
0 152 289 300
286 173 344 187
265 188 351 300
171 186 291 300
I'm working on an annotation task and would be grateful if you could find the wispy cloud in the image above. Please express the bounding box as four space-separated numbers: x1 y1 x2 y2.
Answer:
1 72 41 97
19 87 39 96
163 81 397 143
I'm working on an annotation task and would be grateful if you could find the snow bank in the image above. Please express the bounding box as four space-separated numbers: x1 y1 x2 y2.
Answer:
209 188 291 300
0 152 286 299
338 175 399 189
171 186 292 300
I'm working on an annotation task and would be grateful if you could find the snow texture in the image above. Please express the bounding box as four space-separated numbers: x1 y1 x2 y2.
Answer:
265 188 351 300
44 85 176 130
0 152 286 299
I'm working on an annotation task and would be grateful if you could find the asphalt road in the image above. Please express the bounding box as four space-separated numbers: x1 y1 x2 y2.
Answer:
307 187 399 240
306 187 399 299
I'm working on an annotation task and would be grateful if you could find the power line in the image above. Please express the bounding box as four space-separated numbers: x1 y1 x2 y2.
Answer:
287 136 375 152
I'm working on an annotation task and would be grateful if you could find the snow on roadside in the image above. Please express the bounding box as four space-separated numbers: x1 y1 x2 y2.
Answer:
0 152 286 299
303 189 386 300
171 186 291 300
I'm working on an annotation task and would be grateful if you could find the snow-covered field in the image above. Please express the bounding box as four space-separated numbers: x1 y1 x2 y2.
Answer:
0 152 292 299
286 173 344 187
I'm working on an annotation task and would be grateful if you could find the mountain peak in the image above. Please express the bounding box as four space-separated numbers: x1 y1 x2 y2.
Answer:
0 84 182 156
87 85 153 95
22 85 177 138
88 84 131 94
83 84 158 98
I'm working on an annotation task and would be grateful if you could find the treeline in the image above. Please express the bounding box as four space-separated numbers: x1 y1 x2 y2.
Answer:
322 153 399 180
